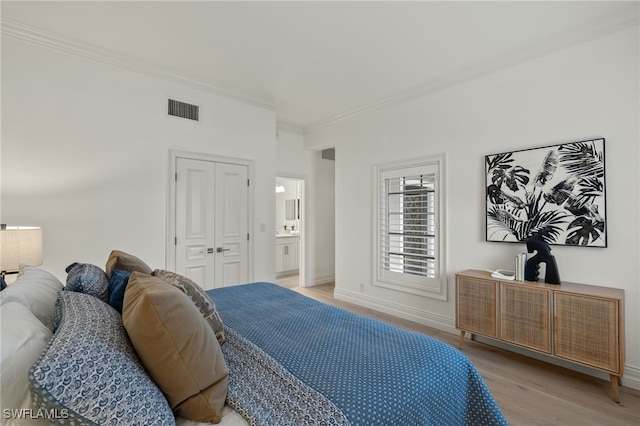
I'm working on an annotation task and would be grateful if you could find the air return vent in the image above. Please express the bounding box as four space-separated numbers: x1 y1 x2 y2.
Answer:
321 148 335 160
168 99 199 121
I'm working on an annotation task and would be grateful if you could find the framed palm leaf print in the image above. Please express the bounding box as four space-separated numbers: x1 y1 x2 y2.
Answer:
485 138 606 247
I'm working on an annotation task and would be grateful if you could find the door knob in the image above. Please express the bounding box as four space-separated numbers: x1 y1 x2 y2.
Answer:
207 248 214 254
216 247 230 253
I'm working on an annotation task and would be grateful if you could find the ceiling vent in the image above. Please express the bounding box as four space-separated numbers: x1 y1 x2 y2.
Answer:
321 148 335 160
168 98 199 121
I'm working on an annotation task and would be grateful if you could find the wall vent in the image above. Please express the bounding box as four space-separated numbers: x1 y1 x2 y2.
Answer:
321 148 335 160
168 98 199 121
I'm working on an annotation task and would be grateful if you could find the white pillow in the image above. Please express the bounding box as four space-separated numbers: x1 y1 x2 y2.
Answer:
176 406 249 426
0 265 63 330
0 301 53 425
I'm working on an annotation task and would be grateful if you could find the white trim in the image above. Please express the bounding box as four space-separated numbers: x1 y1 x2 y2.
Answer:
372 154 447 300
621 364 640 391
4 8 636 135
303 7 639 134
333 287 456 333
307 272 336 287
470 335 640 391
166 149 255 282
276 121 304 136
275 175 307 288
1 17 275 113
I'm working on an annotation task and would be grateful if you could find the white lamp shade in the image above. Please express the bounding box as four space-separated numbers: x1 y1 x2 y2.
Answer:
0 226 43 272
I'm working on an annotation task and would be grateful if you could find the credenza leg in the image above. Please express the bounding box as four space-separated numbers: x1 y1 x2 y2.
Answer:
610 374 620 403
458 331 465 349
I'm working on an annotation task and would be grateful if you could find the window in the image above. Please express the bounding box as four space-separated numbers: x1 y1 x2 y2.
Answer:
373 155 446 299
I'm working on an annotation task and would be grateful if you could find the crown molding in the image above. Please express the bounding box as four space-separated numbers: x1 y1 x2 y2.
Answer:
0 17 275 112
276 120 304 136
303 6 640 135
2 5 638 135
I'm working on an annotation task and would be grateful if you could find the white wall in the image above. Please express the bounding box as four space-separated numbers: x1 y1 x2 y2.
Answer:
1 37 277 283
306 26 639 387
276 130 335 286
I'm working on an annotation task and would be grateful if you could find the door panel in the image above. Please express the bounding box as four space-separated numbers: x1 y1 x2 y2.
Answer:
222 261 241 286
186 169 207 238
185 265 207 289
176 158 248 290
176 159 215 288
215 163 248 286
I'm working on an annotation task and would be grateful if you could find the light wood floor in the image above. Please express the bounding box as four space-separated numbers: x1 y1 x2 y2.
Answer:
286 282 640 426
275 273 300 288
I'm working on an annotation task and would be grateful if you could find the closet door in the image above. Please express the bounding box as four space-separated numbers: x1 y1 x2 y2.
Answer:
175 158 248 289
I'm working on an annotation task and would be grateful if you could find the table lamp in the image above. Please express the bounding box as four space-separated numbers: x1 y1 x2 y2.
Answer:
0 224 43 289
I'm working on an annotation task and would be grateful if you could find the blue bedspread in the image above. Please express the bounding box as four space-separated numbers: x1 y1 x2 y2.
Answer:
208 282 508 426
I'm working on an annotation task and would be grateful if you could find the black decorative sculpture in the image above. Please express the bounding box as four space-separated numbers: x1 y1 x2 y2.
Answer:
524 238 561 284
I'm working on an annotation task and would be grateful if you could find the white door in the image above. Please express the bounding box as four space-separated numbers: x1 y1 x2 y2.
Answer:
214 162 248 287
175 158 248 290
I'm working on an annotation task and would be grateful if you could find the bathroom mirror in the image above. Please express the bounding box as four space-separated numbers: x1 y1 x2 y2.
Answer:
285 199 297 220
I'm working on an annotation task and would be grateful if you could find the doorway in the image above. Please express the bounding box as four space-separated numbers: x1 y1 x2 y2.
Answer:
167 150 253 290
275 177 304 288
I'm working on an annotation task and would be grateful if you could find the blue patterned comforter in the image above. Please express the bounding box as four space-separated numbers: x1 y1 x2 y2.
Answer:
208 282 508 426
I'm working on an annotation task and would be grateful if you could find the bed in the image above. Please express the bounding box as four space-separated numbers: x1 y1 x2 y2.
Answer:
206 282 507 426
1 255 508 426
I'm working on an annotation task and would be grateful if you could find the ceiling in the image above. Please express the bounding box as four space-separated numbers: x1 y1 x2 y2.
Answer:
2 1 638 133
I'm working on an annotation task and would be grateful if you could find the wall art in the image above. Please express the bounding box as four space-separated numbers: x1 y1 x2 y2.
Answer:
485 138 606 247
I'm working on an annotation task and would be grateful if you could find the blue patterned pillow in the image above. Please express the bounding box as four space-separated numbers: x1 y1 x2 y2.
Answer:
108 269 131 313
29 291 175 426
65 262 109 303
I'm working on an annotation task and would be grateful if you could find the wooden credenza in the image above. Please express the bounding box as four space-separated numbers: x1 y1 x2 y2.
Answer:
456 269 624 402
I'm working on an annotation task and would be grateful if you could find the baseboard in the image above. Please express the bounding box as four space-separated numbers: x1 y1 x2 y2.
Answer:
473 336 640 391
333 287 456 333
333 287 640 391
621 364 640 390
305 272 335 287
276 270 299 278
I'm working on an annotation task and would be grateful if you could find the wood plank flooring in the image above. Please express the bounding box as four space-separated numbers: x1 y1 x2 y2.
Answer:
289 282 640 426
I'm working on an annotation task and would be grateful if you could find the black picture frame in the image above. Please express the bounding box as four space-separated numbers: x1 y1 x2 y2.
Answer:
485 138 607 247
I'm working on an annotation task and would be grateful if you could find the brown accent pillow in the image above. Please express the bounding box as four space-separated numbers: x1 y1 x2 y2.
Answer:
152 269 225 345
122 272 228 423
105 250 152 278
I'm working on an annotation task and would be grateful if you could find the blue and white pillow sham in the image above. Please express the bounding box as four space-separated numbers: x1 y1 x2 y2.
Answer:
29 291 174 425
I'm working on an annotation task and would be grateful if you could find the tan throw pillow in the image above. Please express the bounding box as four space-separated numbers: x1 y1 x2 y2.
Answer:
122 272 228 423
152 269 225 345
105 250 152 278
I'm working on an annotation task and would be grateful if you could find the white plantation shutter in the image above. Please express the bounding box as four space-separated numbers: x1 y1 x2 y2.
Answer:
374 158 446 299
